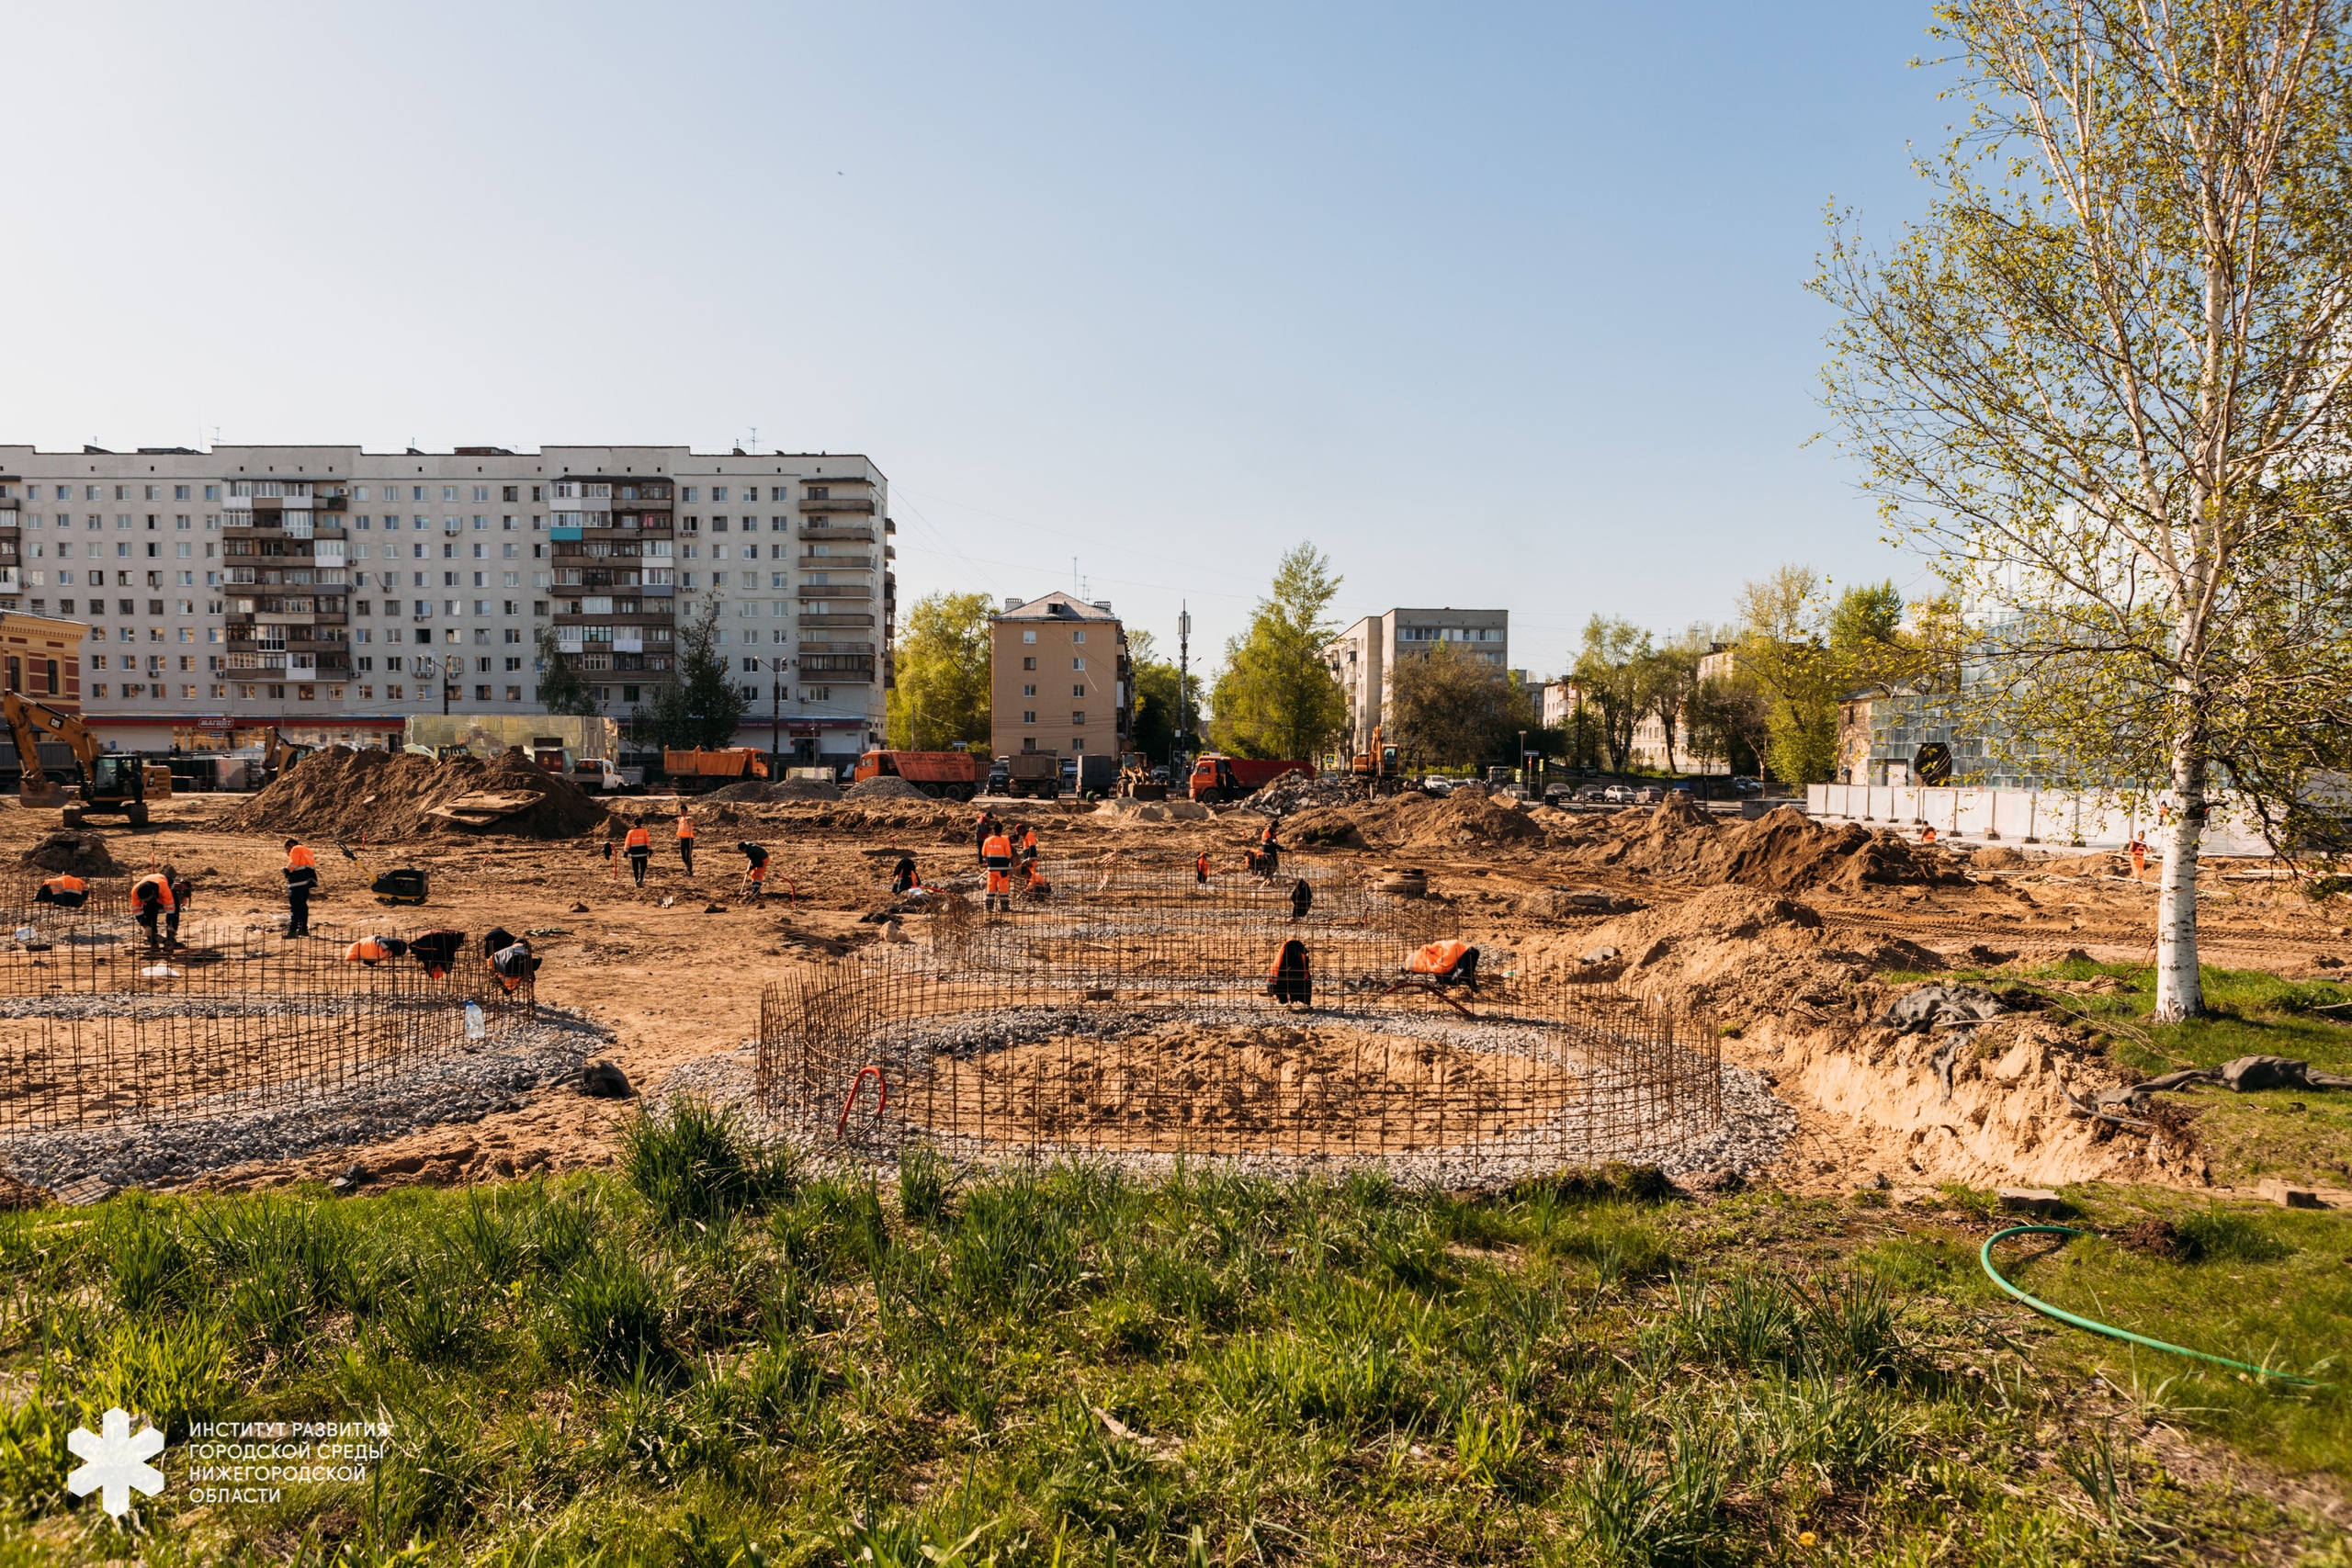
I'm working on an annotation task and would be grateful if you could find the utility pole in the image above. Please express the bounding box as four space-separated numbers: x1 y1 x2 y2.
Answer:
1176 604 1192 773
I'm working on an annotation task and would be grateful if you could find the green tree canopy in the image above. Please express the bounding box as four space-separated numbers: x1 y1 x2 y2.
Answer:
1207 543 1348 760
628 593 751 751
534 627 602 719
1387 639 1530 769
885 591 993 751
1569 616 1652 773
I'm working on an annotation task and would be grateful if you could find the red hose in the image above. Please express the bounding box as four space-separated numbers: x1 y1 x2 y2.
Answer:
837 1066 888 1136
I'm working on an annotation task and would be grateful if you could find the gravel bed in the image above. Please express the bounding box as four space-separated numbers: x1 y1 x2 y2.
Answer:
663 1005 1794 1191
0 1008 610 1193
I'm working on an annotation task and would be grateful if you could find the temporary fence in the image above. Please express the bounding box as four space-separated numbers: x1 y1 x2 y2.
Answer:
0 907 537 1136
759 867 1722 1183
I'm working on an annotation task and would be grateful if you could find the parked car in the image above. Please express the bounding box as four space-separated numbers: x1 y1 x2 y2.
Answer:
1731 775 1764 796
1423 775 1454 795
1600 784 1634 804
1634 786 1665 804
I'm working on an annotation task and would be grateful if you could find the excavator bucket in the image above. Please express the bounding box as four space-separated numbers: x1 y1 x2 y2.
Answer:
17 773 62 809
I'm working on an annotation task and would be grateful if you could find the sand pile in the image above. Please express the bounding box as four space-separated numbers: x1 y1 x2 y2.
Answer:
1551 799 1968 894
21 830 122 876
220 747 607 840
843 775 929 802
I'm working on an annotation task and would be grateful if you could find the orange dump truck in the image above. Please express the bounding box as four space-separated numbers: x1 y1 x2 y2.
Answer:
854 750 984 801
662 748 771 790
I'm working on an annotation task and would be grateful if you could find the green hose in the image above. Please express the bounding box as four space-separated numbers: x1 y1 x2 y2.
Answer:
1979 1224 2317 1387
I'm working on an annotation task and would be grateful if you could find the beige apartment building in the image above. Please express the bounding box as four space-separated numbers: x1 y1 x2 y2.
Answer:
1322 606 1509 758
989 593 1131 762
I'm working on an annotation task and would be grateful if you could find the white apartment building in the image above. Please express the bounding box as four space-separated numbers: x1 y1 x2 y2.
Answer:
1322 607 1510 758
0 445 894 763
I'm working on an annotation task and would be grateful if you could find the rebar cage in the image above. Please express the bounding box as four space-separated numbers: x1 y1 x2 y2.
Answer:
759 862 1723 1184
0 893 538 1137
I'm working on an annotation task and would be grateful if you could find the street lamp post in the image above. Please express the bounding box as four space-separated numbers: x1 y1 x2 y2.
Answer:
1176 604 1192 775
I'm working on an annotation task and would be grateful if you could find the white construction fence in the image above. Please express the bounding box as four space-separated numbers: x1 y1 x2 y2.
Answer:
1805 783 2276 857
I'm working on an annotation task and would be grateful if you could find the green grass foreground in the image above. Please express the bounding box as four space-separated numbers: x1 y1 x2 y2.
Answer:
0 1101 2346 1566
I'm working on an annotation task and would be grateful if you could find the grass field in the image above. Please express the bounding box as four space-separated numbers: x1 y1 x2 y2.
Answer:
0 1101 2345 1566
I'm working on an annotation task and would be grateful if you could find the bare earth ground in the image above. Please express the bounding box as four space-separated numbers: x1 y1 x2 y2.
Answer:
0 787 2346 1201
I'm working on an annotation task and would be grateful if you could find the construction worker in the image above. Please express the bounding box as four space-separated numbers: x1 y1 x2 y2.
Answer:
1408 939 1480 991
411 929 464 980
1194 850 1211 887
1018 822 1040 871
1290 877 1313 921
974 809 1001 867
740 841 770 902
624 822 652 886
34 874 86 910
165 866 193 948
2127 833 2149 880
283 839 318 938
1023 858 1054 901
485 927 539 994
1918 824 1938 845
131 867 175 952
343 935 410 965
890 855 919 896
1268 937 1312 1005
981 823 1014 912
676 809 696 875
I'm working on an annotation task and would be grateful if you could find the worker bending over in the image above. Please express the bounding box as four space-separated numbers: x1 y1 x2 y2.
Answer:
624 822 652 886
890 855 920 897
1018 823 1040 870
739 841 770 903
1408 940 1480 992
283 839 318 938
35 874 85 910
1194 851 1211 887
131 867 176 953
483 927 540 994
165 867 192 948
677 810 696 874
981 824 1014 913
343 935 410 965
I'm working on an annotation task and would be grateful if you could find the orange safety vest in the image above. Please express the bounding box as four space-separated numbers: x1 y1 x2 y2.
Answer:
1195 852 1209 876
1021 829 1038 852
132 874 175 912
43 875 85 895
1261 821 1276 845
286 844 316 870
345 938 390 964
1409 940 1472 976
625 827 651 851
676 817 695 840
1269 938 1309 978
981 833 1012 867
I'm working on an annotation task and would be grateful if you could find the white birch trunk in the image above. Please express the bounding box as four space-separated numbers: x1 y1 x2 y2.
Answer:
2153 727 2207 1021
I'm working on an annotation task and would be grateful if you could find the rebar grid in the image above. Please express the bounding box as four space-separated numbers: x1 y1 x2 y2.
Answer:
759 879 1722 1181
0 909 537 1135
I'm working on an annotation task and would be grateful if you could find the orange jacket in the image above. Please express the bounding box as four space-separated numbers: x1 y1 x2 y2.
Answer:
676 817 695 840
1409 940 1472 976
981 832 1012 867
625 826 651 851
132 874 175 912
42 875 85 895
345 938 390 964
1268 938 1309 977
286 844 316 870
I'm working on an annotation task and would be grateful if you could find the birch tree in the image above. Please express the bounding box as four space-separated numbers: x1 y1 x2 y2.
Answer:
1816 0 2352 1019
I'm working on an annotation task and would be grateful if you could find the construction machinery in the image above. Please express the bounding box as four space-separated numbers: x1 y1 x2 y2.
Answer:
854 750 984 800
263 728 317 783
1115 752 1169 801
1187 753 1313 806
2 692 152 827
1349 726 1409 796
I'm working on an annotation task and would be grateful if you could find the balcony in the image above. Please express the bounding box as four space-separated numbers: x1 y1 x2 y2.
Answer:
797 612 876 629
798 640 875 656
800 552 876 569
797 655 876 682
317 495 349 513
797 523 874 542
797 582 873 600
797 497 876 515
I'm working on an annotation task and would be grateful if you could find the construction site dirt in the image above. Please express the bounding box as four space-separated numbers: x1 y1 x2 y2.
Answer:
0 775 2346 1208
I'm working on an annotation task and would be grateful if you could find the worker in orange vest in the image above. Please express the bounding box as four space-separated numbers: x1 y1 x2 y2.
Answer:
131 867 176 952
1408 939 1479 990
1018 823 1040 871
2127 833 2149 880
1194 850 1211 887
35 874 86 910
344 935 409 965
676 809 696 875
624 822 652 886
283 839 318 938
740 841 770 902
981 826 1014 912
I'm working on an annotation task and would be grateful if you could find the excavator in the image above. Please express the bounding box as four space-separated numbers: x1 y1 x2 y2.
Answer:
3 692 165 828
1350 725 1408 796
263 728 316 783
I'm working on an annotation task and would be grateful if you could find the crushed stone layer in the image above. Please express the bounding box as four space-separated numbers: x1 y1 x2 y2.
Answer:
0 1008 609 1192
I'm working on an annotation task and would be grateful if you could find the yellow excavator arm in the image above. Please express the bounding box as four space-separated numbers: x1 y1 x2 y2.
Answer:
3 691 89 807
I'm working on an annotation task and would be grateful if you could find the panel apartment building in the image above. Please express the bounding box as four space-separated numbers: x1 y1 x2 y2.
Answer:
0 444 894 764
1322 607 1510 759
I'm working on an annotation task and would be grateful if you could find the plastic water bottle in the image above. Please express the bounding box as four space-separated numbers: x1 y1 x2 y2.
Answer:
464 1000 485 1041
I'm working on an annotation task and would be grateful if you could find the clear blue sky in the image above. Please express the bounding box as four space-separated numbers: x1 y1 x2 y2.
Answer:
0 3 1949 681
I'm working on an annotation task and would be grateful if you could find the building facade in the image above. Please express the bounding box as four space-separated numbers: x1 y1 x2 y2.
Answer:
0 445 893 762
989 593 1131 762
1322 607 1510 758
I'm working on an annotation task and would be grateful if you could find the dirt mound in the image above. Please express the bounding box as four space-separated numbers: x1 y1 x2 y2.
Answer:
1973 845 2027 870
1551 802 1969 894
843 775 929 802
220 747 606 840
1283 807 1367 850
1389 790 1547 852
706 777 842 803
21 830 121 876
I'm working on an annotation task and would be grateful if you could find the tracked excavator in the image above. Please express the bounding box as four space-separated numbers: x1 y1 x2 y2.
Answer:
3 692 162 828
263 728 316 783
1349 725 1408 797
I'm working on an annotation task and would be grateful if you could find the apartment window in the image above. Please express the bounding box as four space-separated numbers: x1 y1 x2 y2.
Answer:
1072 684 1085 697
442 486 458 502
471 486 489 502
1073 657 1085 671
1074 630 1087 644
1022 630 1036 644
1071 738 1085 751
1023 683 1036 697
173 485 189 501
712 487 728 502
682 487 698 502
1023 710 1036 724
1023 656 1035 671
505 685 522 701
502 486 518 502
1072 712 1087 726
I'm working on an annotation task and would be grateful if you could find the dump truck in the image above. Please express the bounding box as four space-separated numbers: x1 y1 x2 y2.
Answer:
1187 753 1314 806
1002 750 1060 800
853 750 984 800
662 748 772 790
